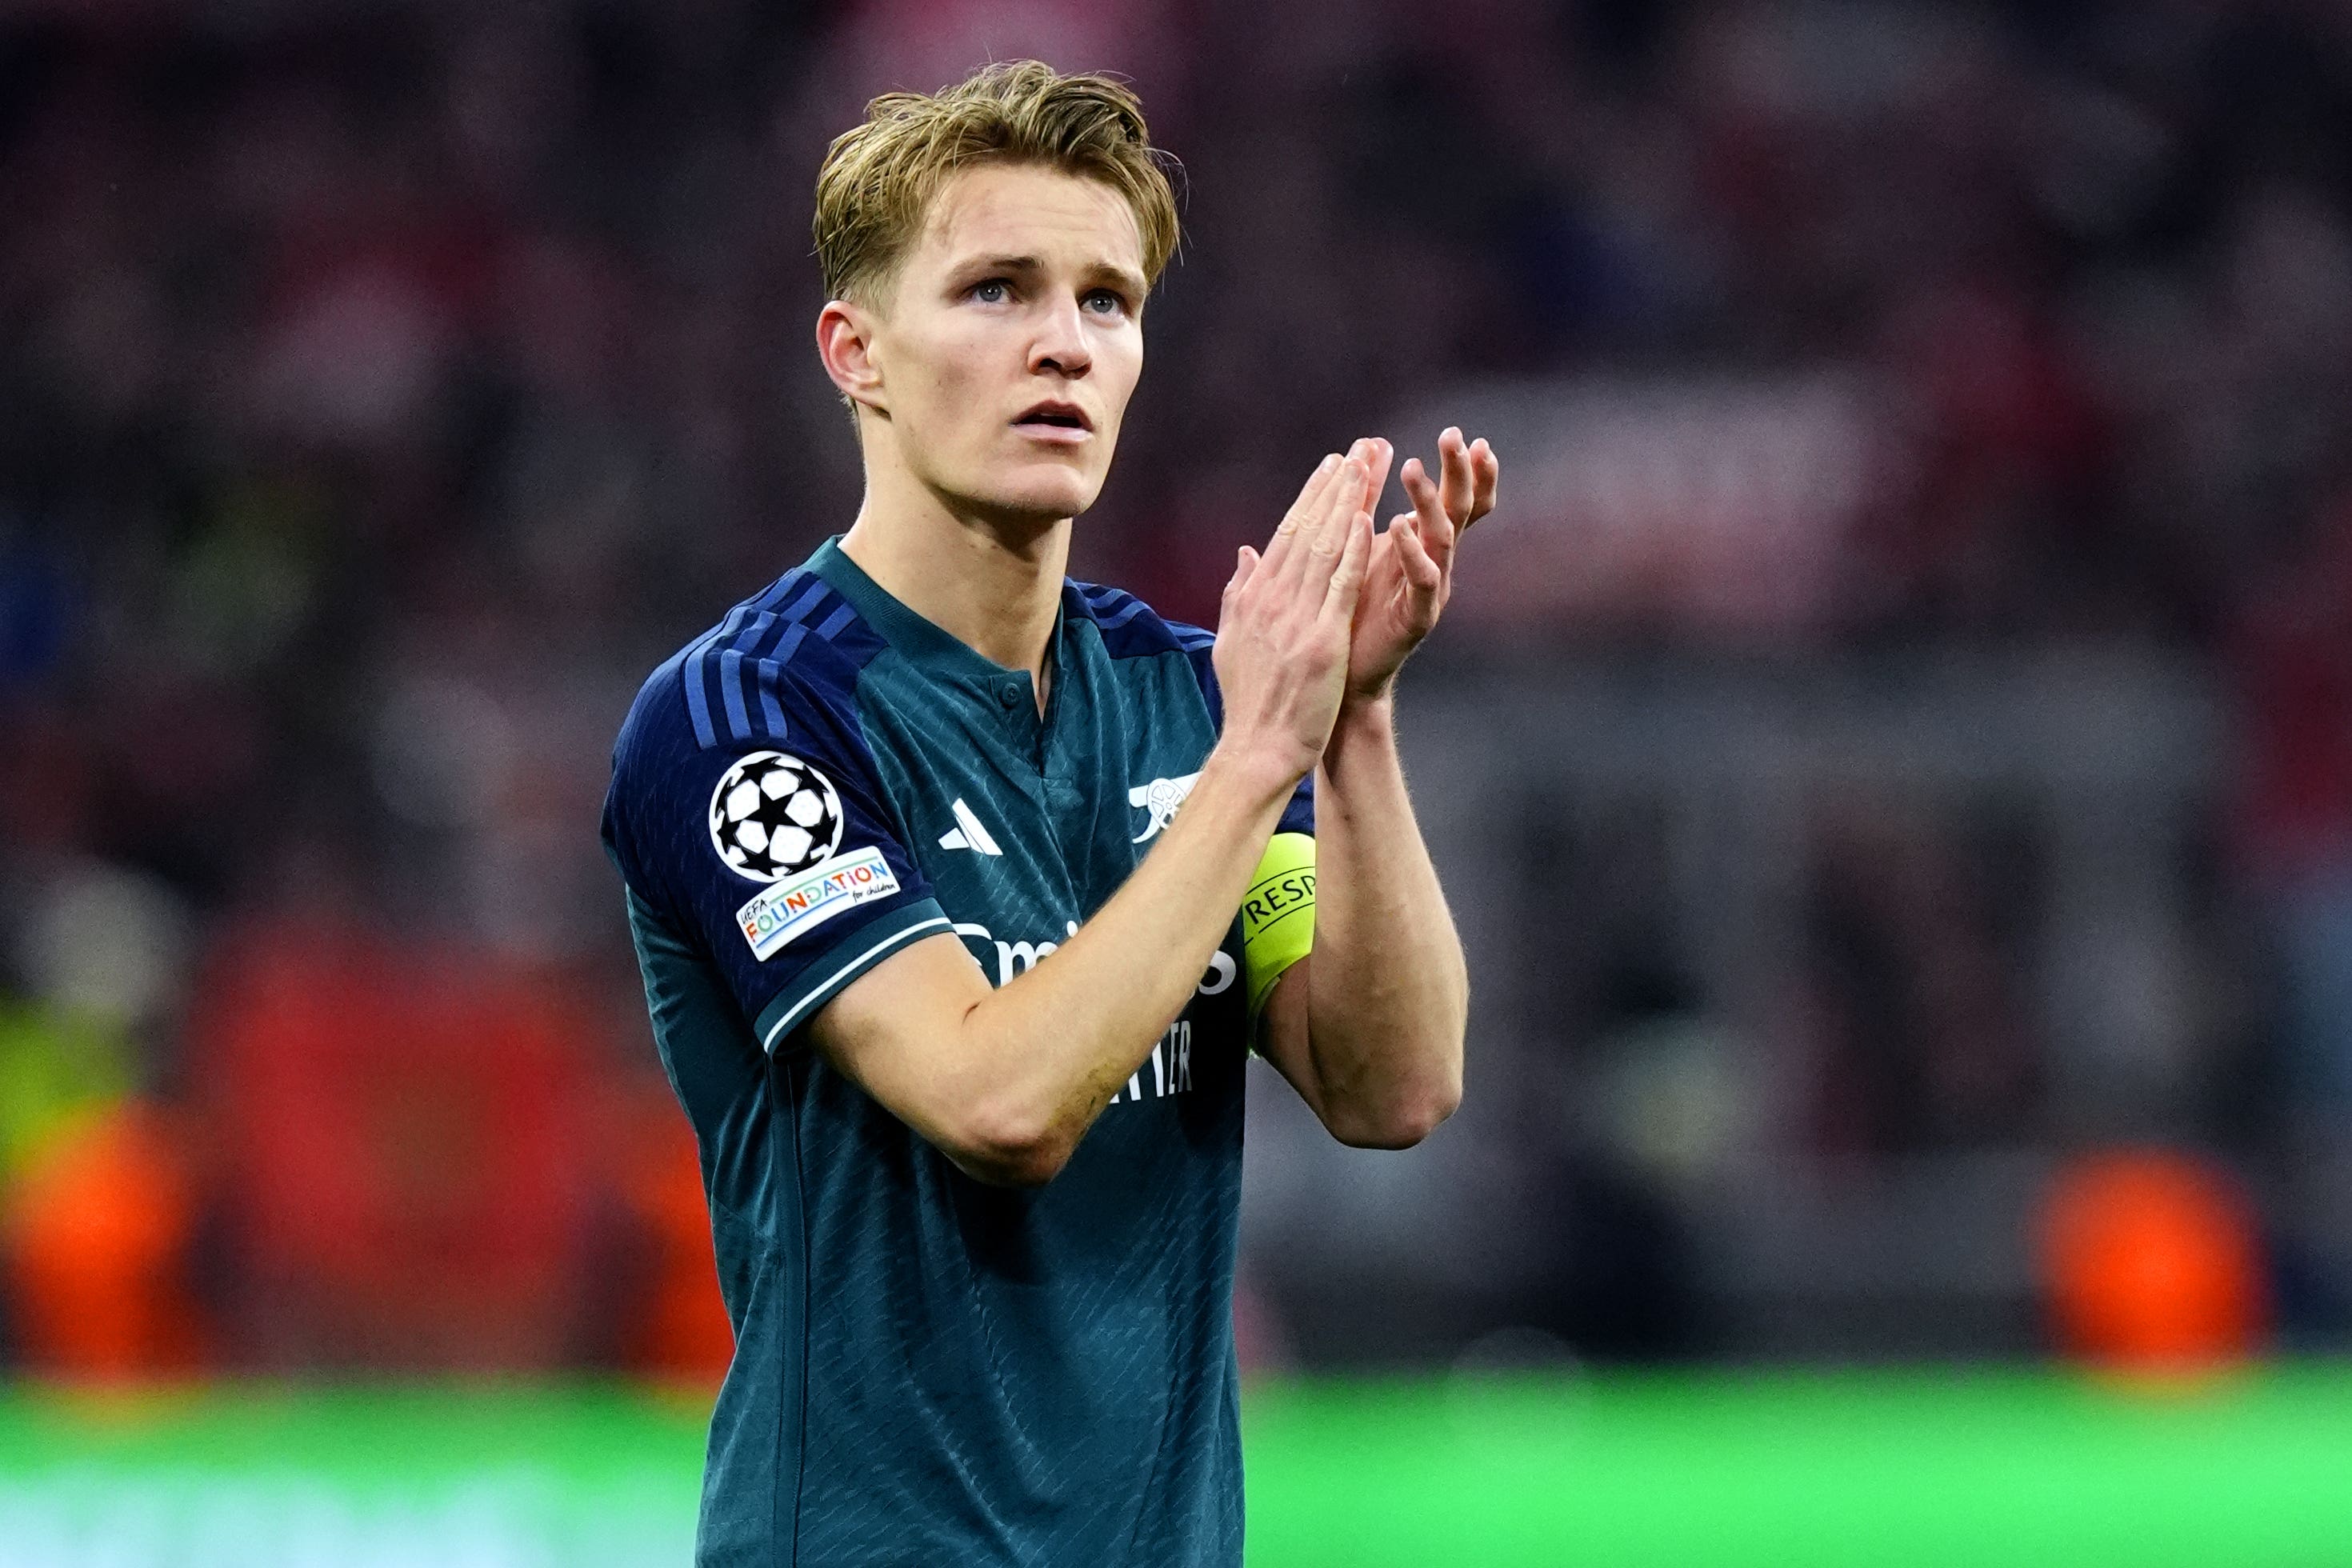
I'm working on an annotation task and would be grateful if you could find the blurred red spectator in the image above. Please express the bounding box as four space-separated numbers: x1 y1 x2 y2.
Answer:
3 1099 206 1378
610 1094 734 1386
2040 1149 2269 1374
188 921 601 1370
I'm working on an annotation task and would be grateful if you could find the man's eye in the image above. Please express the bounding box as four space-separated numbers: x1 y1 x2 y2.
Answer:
1083 290 1126 314
972 279 1010 303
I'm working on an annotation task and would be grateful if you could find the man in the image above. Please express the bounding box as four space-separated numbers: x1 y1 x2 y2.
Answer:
602 61 1498 1566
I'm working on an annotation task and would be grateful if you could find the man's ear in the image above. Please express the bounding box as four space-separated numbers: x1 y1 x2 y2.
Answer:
816 300 886 416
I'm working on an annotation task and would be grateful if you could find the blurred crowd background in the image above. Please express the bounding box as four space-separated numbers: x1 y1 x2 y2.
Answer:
6 0 2351 1382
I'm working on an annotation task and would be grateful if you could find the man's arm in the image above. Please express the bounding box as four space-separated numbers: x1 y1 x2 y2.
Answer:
1256 699 1467 1146
1256 429 1499 1148
807 453 1375 1187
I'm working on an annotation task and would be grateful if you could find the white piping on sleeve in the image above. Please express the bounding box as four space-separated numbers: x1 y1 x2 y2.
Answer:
762 915 954 1053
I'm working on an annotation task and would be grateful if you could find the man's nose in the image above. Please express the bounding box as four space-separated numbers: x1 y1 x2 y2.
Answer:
1029 293 1092 378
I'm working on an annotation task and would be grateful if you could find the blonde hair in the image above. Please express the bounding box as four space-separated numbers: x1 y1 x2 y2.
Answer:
814 61 1180 306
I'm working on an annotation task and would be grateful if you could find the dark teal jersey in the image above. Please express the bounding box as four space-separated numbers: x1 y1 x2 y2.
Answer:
601 538 1312 1567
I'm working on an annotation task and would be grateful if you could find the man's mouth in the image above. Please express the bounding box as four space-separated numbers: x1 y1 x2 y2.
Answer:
1014 400 1092 435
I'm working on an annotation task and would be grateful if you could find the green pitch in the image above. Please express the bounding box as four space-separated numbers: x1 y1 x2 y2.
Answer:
2 1368 2347 1566
1246 1369 2352 1567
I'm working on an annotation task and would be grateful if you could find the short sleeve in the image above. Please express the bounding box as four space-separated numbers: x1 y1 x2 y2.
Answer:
603 658 950 1054
1170 622 1316 836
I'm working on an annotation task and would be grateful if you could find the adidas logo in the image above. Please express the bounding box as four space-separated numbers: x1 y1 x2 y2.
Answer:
938 797 1003 856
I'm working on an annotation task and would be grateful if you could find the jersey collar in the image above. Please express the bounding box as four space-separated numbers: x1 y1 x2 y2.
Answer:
808 534 1076 706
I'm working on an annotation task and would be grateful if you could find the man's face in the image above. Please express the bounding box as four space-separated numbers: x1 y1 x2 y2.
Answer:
858 163 1147 526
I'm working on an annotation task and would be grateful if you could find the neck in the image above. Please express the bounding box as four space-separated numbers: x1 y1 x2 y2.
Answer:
837 447 1070 690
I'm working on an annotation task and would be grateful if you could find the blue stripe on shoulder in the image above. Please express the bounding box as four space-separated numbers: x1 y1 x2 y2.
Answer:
682 632 722 748
750 567 806 612
1096 597 1150 630
770 622 809 674
718 647 752 741
783 579 831 625
668 568 888 752
1070 578 1194 659
732 610 776 655
739 606 887 745
684 614 750 746
756 664 789 739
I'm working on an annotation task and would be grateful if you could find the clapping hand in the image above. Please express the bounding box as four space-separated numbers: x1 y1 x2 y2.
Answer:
1213 451 1376 786
1334 429 1498 706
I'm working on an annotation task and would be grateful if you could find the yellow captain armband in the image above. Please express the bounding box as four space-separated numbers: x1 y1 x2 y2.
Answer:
1242 831 1317 1016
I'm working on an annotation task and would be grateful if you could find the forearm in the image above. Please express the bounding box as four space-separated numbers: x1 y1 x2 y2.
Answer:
814 449 1377 1185
947 744 1293 1172
1300 696 1467 1143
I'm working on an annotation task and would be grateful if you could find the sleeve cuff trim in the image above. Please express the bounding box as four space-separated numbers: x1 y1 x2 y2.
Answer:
758 906 952 1054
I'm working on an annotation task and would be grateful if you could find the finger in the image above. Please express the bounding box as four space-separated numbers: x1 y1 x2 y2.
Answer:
1228 544 1260 597
1325 453 1370 547
1389 515 1443 637
1402 456 1458 574
1437 426 1474 525
1464 438 1499 530
1340 438 1382 535
1363 437 1394 518
1337 437 1379 510
1392 510 1443 595
1382 517 1439 634
1277 453 1341 539
1264 453 1339 575
1294 456 1365 581
1320 508 1374 621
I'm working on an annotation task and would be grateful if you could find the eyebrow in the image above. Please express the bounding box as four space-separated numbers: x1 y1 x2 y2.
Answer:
958 254 1148 299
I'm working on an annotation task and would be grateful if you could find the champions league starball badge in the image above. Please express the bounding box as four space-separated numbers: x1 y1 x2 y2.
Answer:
708 751 845 882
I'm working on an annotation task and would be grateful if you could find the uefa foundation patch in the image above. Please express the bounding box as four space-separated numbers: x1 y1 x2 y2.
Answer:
737 846 900 959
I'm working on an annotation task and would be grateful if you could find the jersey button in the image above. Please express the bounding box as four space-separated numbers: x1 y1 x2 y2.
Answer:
997 682 1022 708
